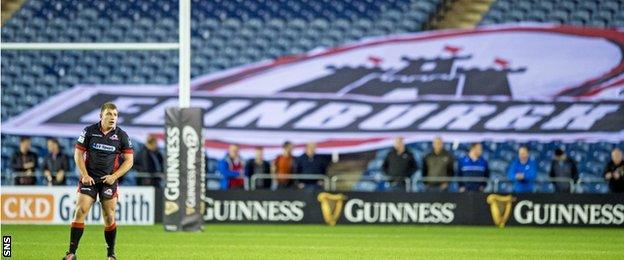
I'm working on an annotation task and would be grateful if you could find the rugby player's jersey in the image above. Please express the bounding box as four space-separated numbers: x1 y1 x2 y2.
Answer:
75 122 133 179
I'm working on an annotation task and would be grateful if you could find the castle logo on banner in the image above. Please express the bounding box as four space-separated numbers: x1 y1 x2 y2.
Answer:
3 25 623 154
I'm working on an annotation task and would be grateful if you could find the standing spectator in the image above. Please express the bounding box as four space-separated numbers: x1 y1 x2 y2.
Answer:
549 148 578 193
10 136 39 185
382 137 417 190
604 148 624 193
133 135 164 187
42 138 69 186
273 141 295 189
245 147 271 189
296 142 330 190
218 144 245 190
423 137 454 191
457 143 489 192
507 146 537 193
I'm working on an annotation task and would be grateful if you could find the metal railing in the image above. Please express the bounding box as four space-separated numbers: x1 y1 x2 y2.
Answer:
0 171 601 194
415 176 491 192
206 174 250 190
330 174 411 192
250 173 330 191
330 175 580 193
4 171 36 185
492 177 576 193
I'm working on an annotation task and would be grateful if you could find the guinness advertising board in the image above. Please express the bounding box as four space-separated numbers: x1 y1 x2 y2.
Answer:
163 107 205 231
202 191 624 227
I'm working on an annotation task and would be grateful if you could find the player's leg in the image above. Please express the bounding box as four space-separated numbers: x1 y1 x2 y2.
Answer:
101 197 118 259
100 184 118 259
65 192 95 258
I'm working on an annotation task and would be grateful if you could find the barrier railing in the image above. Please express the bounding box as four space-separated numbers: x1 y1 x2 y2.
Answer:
330 175 579 193
0 171 596 194
330 174 411 192
415 176 491 192
5 171 35 185
250 173 330 191
206 174 250 190
492 177 576 193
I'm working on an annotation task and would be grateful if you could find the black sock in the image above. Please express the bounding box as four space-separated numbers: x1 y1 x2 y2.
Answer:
105 224 117 256
69 222 85 254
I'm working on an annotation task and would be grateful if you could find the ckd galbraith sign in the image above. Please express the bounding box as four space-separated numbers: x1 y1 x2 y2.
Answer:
202 191 624 227
3 25 623 155
0 187 155 225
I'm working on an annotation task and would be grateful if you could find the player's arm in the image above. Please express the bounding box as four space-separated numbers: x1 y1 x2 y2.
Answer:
75 148 94 185
111 153 134 181
75 128 94 185
103 132 134 184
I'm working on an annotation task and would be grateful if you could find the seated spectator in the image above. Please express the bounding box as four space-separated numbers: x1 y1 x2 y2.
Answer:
604 148 624 193
457 143 489 192
245 147 271 189
296 142 330 190
133 135 164 187
423 137 454 191
10 136 38 185
218 144 245 190
549 148 578 193
507 146 537 193
272 141 295 189
42 138 69 186
382 137 416 190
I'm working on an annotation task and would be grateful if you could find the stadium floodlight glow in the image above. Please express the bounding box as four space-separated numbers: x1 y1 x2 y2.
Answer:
0 0 193 109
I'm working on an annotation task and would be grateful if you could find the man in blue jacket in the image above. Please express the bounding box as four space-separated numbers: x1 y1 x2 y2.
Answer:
218 144 245 190
457 143 489 192
507 146 537 193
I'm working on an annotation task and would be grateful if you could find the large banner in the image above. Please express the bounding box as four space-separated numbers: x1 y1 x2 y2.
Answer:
163 107 205 231
203 190 624 227
0 187 155 225
2 25 623 156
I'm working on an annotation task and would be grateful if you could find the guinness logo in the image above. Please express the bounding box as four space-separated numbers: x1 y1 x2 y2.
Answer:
486 194 516 228
165 201 179 216
317 192 346 226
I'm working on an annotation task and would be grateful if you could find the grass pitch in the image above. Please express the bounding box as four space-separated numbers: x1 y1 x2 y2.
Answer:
1 224 623 259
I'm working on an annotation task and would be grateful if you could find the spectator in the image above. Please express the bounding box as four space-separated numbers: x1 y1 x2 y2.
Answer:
218 144 245 190
296 142 330 190
423 137 454 191
10 136 38 185
382 137 417 190
42 138 69 186
604 148 624 193
273 141 295 189
507 146 537 193
549 148 578 193
457 143 489 192
133 135 164 187
245 147 271 189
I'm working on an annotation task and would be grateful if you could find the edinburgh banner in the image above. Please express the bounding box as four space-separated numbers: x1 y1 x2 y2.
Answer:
2 25 624 156
0 187 155 225
202 190 624 227
163 107 205 231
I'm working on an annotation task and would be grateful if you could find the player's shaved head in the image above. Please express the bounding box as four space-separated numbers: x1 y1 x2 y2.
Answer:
100 102 117 115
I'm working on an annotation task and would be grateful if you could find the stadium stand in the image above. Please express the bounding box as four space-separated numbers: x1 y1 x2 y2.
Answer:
1 0 622 193
1 0 442 178
480 0 624 27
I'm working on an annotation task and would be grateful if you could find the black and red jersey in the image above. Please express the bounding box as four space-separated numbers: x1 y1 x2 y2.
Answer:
75 122 133 179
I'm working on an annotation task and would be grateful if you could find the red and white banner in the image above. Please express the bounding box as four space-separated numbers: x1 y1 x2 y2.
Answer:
3 24 624 157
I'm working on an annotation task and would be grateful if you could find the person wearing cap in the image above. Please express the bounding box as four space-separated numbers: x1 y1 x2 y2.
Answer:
549 148 578 193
